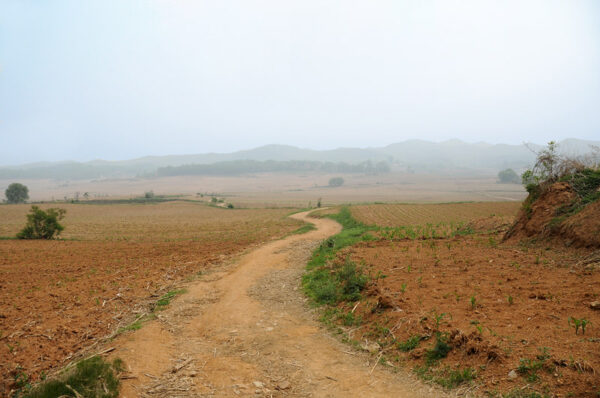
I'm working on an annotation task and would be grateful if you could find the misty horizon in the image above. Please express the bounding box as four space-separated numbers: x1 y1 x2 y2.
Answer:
2 1 599 165
2 137 599 168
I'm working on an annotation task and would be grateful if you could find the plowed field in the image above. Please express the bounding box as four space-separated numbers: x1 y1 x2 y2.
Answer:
0 202 300 394
351 202 521 227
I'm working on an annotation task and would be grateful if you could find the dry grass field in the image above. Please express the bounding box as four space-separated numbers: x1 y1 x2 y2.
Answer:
0 202 302 394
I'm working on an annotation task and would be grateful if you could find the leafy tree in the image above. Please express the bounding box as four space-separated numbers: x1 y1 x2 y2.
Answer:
328 177 344 187
17 206 66 239
497 168 520 184
5 183 29 204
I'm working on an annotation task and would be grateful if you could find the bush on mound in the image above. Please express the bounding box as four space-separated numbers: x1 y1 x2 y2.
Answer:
504 142 600 247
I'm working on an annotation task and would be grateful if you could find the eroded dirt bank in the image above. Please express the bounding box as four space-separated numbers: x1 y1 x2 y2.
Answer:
109 211 446 397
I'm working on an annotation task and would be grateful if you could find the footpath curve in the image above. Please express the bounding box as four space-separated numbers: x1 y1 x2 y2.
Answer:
111 210 446 397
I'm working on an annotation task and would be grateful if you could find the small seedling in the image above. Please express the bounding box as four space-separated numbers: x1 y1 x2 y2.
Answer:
507 295 514 305
432 311 451 329
568 317 591 335
470 295 477 310
400 283 407 293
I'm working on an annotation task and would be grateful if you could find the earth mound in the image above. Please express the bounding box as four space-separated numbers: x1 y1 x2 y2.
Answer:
504 180 600 248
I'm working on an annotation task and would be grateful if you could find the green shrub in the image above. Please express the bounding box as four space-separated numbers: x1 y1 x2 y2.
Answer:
16 206 66 239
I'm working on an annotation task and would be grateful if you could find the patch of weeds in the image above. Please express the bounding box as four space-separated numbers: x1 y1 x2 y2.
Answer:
501 388 547 398
436 367 476 388
340 311 362 326
397 335 421 352
117 320 143 334
23 356 123 398
425 332 452 364
415 365 476 389
155 289 187 310
517 348 551 383
303 207 374 305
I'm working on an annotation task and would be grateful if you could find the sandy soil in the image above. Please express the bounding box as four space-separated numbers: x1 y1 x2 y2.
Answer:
109 211 447 397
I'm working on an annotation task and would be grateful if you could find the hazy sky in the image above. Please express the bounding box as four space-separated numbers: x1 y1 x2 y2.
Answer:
1 1 599 165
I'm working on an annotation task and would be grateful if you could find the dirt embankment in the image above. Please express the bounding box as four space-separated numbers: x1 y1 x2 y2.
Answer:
504 181 600 248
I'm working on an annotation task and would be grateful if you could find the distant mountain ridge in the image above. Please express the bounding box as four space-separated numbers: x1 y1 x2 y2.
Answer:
1 139 598 180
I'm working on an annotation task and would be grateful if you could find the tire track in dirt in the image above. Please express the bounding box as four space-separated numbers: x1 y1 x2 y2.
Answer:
110 211 448 397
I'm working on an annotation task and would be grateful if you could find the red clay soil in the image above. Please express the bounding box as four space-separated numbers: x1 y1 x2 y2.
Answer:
334 234 600 397
504 181 600 248
559 200 600 248
0 239 262 395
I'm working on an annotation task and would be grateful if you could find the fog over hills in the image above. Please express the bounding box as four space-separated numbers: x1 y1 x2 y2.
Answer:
1 139 598 180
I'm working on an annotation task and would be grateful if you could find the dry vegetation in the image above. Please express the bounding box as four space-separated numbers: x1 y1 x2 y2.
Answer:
0 202 301 395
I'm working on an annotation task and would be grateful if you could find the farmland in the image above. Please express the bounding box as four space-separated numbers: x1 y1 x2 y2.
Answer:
350 202 521 227
0 202 302 394
0 172 526 207
308 204 600 397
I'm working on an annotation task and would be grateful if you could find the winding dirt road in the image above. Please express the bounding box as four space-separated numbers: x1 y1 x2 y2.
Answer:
111 211 445 397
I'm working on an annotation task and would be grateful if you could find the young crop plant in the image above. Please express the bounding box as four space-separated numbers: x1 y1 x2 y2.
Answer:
507 295 514 305
568 317 591 335
470 295 477 310
431 311 451 330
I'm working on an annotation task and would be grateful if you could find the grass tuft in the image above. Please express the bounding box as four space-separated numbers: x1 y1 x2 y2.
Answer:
23 356 122 398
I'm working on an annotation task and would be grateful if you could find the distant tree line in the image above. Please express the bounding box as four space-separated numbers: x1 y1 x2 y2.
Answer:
156 160 390 177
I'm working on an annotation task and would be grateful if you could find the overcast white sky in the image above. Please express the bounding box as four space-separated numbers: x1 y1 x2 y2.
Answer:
1 0 599 165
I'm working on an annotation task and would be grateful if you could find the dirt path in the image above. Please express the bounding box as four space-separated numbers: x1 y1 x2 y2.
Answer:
111 211 446 397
